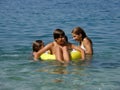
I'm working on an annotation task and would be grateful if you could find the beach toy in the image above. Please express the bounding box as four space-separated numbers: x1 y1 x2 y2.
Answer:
40 50 81 61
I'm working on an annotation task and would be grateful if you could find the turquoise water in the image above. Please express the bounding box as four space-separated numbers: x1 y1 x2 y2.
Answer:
0 0 120 90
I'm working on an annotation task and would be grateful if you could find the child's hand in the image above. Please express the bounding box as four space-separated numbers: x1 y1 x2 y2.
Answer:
33 52 39 61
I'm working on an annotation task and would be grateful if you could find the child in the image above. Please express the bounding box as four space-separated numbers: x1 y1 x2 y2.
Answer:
34 29 85 64
71 26 93 55
32 40 45 57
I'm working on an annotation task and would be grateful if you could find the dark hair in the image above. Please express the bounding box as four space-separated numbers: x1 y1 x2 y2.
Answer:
53 29 65 39
65 35 68 42
72 26 87 40
32 40 44 52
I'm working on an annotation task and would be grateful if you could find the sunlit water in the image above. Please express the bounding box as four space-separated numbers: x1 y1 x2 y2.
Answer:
0 0 120 90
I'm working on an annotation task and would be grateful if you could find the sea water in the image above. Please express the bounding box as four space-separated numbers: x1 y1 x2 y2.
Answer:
0 0 120 90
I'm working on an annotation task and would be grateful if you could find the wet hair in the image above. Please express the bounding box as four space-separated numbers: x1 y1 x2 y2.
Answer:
71 26 87 40
32 40 44 52
53 29 65 39
65 35 68 42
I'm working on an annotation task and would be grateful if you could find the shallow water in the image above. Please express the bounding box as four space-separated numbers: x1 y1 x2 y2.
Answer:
0 0 120 90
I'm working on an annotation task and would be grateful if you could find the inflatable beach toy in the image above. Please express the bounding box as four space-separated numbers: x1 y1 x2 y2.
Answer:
40 50 81 61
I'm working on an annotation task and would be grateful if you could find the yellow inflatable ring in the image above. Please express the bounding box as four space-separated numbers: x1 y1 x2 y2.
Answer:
40 50 81 61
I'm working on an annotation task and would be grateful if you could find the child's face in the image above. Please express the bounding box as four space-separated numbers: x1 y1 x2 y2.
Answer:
55 36 66 45
72 33 82 42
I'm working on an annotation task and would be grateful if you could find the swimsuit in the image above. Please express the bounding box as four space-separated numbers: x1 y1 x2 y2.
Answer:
80 43 86 51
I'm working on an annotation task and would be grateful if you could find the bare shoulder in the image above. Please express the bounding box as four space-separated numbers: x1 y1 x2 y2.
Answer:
83 37 92 45
47 42 55 46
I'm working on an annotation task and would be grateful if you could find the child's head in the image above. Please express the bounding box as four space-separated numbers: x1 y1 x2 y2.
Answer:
53 29 67 45
71 26 87 40
32 40 44 52
53 29 65 39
